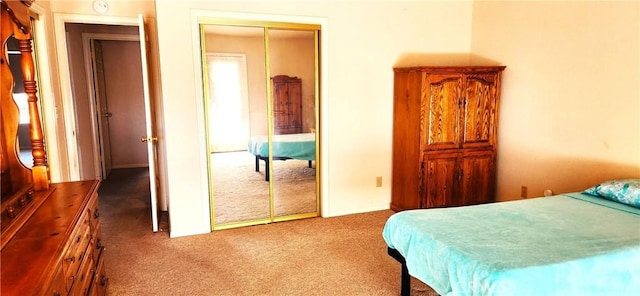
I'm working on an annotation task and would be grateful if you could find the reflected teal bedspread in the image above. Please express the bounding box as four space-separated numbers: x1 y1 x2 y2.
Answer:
248 133 315 160
382 193 640 296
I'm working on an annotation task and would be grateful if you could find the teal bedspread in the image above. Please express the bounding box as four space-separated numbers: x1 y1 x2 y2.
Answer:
382 193 640 295
247 133 315 160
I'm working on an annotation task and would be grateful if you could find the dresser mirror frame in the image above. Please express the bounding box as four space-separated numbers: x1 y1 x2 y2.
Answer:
1 0 50 249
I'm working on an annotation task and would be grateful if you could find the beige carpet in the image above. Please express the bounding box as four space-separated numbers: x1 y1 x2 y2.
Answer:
98 168 437 295
211 151 317 225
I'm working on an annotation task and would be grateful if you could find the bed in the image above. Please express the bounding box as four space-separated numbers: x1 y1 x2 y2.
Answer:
248 133 316 181
383 179 640 296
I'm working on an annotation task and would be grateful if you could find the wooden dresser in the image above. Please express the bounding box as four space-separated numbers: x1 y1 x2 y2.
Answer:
1 1 107 294
271 75 302 134
1 180 108 295
391 65 505 211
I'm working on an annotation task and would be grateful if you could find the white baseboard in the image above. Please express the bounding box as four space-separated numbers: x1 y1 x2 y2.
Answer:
112 163 149 169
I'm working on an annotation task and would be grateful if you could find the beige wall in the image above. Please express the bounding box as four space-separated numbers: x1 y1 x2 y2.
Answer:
156 0 474 237
472 1 640 200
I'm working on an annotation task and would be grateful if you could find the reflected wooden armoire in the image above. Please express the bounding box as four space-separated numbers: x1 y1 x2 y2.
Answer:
271 75 302 134
0 1 108 295
391 64 505 211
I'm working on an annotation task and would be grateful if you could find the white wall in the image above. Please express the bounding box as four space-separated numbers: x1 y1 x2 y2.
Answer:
472 1 640 200
155 0 474 237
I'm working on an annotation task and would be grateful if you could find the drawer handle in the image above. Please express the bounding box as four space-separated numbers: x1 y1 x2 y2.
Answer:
100 275 108 286
53 291 62 296
76 235 82 243
65 256 75 263
94 210 100 219
96 239 103 250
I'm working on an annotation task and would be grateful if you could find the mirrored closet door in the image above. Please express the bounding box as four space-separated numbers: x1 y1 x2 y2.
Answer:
267 28 318 220
200 21 320 230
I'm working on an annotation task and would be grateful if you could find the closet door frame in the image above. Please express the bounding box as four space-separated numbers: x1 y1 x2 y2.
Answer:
195 13 325 231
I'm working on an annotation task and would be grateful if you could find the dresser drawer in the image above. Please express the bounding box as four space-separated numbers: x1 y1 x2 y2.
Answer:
92 223 105 264
87 192 100 232
43 264 66 296
88 255 108 296
69 246 95 296
62 214 92 292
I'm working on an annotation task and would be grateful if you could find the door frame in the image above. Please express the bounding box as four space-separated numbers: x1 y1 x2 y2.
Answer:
52 13 168 231
53 14 142 181
81 33 141 180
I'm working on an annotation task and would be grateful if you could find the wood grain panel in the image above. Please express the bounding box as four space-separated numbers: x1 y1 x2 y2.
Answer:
423 152 460 208
423 74 461 150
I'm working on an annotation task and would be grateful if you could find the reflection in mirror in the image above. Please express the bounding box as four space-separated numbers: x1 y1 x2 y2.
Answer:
268 28 317 219
6 35 32 168
204 25 271 226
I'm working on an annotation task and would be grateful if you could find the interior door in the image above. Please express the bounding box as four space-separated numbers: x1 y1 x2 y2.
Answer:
138 14 160 232
91 40 113 178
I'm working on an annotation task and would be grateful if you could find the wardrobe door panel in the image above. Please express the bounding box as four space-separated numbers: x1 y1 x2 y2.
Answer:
423 152 460 208
423 74 463 150
462 73 499 149
460 150 495 206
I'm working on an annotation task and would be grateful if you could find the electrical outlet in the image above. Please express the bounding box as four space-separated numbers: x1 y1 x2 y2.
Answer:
521 186 528 198
376 176 382 187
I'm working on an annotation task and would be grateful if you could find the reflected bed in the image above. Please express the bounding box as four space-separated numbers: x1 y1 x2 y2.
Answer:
383 191 640 295
248 133 315 181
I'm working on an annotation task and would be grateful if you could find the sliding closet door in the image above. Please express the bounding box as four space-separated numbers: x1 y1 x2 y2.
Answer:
267 28 318 219
203 25 271 227
201 21 320 230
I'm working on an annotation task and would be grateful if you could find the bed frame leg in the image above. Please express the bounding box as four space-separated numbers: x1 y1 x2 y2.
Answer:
400 261 410 296
255 156 260 172
265 158 270 181
388 248 411 296
308 160 312 168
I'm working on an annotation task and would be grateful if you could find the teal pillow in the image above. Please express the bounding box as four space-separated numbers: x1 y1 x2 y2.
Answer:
583 179 640 209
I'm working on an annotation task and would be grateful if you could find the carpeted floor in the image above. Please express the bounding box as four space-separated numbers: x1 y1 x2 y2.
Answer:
98 168 437 295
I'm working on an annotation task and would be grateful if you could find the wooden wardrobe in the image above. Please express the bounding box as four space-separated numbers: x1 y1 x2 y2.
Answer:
271 75 302 134
1 1 108 295
391 65 505 211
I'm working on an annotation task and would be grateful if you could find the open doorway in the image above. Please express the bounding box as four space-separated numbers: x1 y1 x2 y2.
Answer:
65 24 145 180
57 19 164 233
